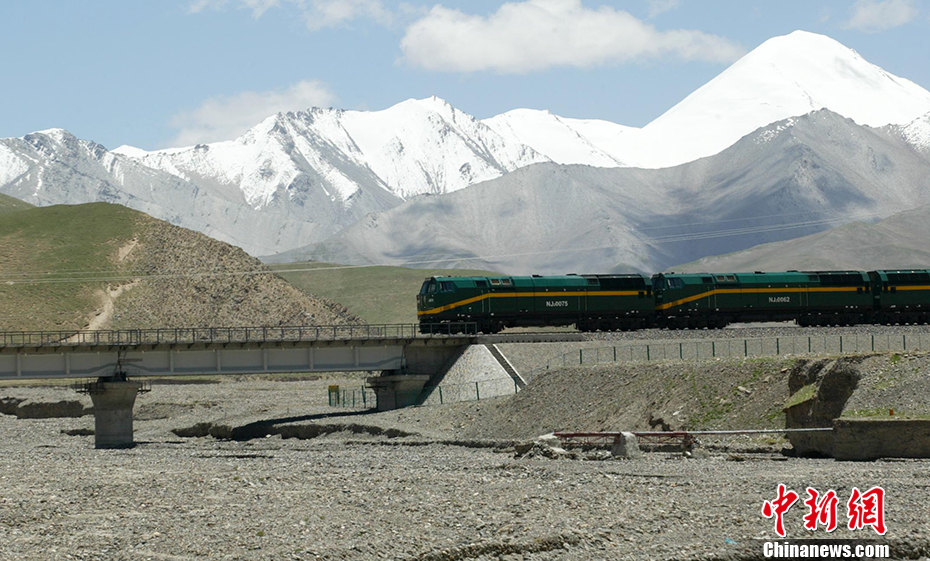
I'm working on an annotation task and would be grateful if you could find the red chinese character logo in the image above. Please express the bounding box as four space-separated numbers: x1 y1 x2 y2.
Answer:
762 484 799 537
847 486 886 535
803 487 838 532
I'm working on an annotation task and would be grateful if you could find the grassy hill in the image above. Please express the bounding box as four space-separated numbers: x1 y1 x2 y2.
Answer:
0 193 31 215
0 203 140 330
270 262 497 324
0 203 357 332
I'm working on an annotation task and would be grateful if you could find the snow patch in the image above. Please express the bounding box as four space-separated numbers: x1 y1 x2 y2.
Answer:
755 118 797 144
0 143 29 185
900 112 930 151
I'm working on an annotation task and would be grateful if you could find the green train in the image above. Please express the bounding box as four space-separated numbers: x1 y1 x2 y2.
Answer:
417 270 930 333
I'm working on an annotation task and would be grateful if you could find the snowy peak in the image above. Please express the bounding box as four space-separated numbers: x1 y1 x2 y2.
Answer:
697 30 930 127
482 109 633 167
896 111 930 152
595 30 930 168
479 31 930 170
117 96 549 207
335 97 549 198
23 128 107 159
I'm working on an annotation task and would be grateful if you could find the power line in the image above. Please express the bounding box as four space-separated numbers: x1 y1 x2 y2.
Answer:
0 211 886 285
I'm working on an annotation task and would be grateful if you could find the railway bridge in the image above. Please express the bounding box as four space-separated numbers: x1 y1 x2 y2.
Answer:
0 324 539 448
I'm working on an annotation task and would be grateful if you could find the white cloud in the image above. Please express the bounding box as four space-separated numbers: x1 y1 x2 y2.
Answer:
302 0 393 30
647 0 680 18
845 0 918 32
167 80 336 146
400 0 745 74
188 0 278 18
188 0 392 29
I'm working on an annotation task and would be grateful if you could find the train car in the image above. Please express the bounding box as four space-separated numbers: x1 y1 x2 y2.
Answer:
871 269 930 324
654 271 873 328
417 274 653 333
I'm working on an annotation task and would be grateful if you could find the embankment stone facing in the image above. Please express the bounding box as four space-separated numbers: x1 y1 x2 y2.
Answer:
419 345 514 406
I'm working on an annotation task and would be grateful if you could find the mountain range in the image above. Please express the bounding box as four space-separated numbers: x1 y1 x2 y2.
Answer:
2 30 930 269
281 109 930 273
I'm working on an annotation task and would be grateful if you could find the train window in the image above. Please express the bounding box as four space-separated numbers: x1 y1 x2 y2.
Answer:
427 280 438 294
501 278 513 287
819 273 861 286
475 280 488 288
440 281 455 292
599 277 645 290
418 280 431 295
490 279 501 286
666 278 684 289
715 275 726 282
726 275 736 282
888 272 930 284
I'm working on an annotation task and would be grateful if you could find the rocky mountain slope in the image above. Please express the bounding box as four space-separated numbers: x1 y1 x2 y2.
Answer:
278 109 930 273
677 203 930 273
0 202 356 332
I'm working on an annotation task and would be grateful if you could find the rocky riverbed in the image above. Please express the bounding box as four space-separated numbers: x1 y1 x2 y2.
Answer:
2 362 930 560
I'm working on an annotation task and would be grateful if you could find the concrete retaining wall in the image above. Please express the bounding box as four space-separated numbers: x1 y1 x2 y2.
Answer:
833 418 930 461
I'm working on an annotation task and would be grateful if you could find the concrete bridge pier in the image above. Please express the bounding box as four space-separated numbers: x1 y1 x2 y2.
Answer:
366 374 431 410
81 378 145 449
367 342 466 411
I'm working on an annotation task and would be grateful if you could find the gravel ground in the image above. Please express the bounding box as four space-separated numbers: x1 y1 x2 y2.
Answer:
2 367 930 561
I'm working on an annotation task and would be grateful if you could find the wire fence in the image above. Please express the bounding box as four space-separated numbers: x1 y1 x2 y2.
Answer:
331 331 930 409
328 377 521 409
543 332 929 371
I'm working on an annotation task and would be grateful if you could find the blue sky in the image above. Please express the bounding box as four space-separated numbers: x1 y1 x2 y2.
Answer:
1 0 927 150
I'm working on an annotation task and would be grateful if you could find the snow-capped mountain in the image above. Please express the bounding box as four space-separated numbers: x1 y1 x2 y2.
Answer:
484 31 930 169
3 30 930 264
115 96 548 206
0 128 402 255
284 110 930 273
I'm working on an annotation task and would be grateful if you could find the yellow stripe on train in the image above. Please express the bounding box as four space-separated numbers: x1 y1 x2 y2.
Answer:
417 291 641 316
656 287 859 311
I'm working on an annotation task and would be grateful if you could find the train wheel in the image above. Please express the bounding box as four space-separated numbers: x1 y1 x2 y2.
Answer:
479 322 501 334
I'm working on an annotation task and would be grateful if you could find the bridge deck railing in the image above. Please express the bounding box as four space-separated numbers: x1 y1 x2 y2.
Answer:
0 322 477 348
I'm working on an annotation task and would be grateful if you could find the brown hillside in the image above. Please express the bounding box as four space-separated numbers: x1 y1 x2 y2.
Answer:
109 214 360 329
0 203 358 331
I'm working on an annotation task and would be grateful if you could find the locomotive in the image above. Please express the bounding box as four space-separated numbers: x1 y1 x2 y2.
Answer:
416 270 930 333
